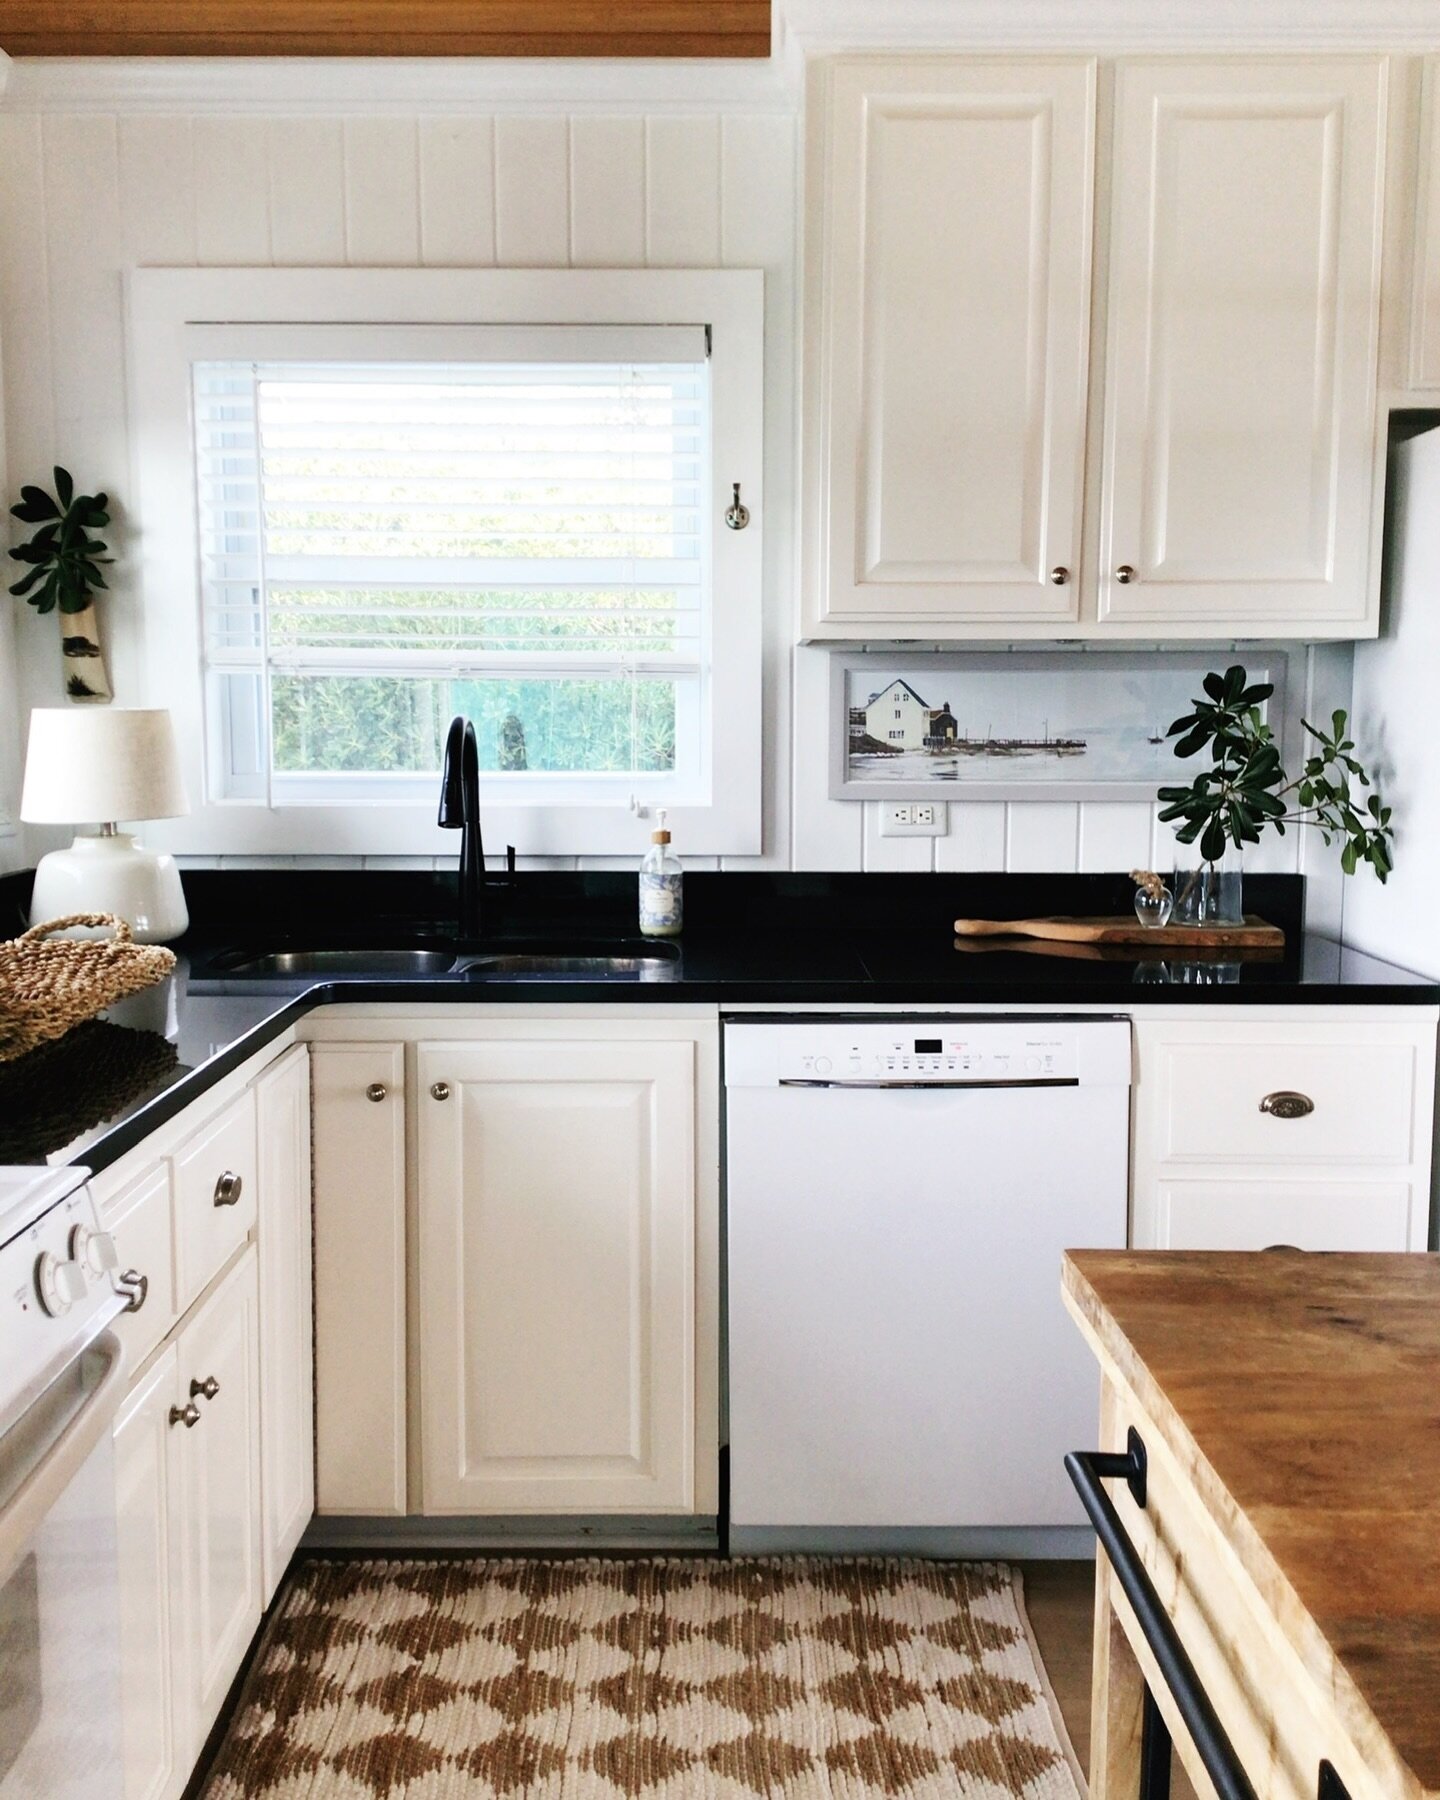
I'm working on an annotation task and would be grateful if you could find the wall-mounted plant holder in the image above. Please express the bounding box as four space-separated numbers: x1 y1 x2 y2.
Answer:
7 466 113 703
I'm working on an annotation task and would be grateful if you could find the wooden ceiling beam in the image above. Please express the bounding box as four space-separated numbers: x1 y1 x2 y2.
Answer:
0 0 771 57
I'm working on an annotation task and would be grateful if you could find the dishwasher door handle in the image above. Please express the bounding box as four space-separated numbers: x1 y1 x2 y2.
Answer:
777 1077 1080 1091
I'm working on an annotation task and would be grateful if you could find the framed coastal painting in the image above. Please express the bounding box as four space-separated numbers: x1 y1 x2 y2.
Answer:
828 651 1288 802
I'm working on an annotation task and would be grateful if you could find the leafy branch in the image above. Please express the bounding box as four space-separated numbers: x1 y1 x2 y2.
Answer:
7 466 112 615
1156 663 1392 882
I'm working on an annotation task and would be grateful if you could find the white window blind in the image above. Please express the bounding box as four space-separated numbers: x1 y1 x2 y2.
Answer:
193 344 712 802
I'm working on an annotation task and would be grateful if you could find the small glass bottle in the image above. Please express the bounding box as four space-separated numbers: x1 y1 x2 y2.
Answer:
639 809 683 938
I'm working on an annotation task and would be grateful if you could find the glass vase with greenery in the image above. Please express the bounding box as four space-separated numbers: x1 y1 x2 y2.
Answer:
1157 665 1392 924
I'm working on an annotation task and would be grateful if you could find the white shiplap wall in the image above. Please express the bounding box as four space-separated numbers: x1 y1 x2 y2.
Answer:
0 97 1337 895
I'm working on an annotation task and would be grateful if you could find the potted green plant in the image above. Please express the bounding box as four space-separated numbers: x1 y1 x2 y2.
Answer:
1157 664 1392 923
7 466 113 701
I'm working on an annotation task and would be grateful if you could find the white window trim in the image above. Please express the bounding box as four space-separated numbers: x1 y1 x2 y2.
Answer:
126 266 764 858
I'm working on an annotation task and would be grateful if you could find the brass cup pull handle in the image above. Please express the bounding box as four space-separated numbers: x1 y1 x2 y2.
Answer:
190 1375 220 1402
117 1269 149 1314
213 1170 243 1208
430 1081 451 1101
1259 1090 1314 1120
169 1402 201 1429
1115 564 1137 584
366 1083 388 1103
1050 566 1070 585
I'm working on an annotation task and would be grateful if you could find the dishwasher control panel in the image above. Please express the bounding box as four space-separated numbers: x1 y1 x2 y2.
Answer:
725 1019 1132 1087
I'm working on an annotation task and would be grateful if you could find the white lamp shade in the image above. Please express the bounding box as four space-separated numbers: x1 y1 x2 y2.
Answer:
21 707 189 825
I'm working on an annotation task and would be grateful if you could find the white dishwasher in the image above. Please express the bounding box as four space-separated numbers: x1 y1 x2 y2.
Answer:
725 1017 1130 1546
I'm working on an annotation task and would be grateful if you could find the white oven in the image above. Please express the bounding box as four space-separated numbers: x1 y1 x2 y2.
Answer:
0 1168 129 1799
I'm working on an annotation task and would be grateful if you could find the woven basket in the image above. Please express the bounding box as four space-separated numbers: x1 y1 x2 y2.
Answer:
0 913 177 1064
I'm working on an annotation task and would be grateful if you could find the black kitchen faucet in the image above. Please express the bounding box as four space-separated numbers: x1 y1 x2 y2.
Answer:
439 713 485 942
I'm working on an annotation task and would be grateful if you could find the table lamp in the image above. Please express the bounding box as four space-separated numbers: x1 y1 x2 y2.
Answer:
21 707 190 942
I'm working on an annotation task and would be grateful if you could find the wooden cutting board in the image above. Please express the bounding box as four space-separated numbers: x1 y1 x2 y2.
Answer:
952 913 1284 948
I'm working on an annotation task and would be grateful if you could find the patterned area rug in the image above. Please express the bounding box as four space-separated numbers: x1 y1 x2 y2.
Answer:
202 1557 1083 1798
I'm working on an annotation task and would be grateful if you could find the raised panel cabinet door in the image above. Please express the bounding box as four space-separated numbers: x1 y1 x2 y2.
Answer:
808 57 1096 627
254 1045 313 1602
417 1037 696 1514
113 1346 180 1800
174 1246 262 1748
311 1041 406 1516
1100 58 1386 630
1410 57 1440 388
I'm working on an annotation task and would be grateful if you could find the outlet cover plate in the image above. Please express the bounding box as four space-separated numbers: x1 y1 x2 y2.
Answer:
880 801 948 837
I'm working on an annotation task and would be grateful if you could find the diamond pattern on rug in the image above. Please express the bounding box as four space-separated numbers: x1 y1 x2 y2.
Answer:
201 1557 1083 1798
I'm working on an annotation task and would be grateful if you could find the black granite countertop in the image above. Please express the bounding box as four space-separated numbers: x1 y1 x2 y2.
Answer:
1 869 1434 1173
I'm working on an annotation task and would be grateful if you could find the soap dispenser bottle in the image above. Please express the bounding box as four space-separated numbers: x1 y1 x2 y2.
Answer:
639 809 683 938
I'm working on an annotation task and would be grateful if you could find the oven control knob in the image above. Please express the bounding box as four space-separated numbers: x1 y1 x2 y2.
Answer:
70 1224 120 1277
35 1252 87 1317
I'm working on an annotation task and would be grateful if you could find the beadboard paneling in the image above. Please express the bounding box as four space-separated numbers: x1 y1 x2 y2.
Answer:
270 119 347 266
570 117 645 265
419 119 498 266
494 116 570 264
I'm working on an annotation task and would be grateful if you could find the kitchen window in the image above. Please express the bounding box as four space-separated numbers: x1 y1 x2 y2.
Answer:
128 269 763 856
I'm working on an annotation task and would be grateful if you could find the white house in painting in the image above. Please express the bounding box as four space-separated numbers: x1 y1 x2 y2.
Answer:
863 679 932 750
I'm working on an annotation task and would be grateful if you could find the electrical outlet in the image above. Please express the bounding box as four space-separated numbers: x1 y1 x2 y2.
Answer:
880 801 948 837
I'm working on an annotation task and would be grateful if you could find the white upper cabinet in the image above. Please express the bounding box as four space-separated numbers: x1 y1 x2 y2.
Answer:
1100 58 1388 632
1409 56 1440 388
803 57 1097 633
801 53 1390 641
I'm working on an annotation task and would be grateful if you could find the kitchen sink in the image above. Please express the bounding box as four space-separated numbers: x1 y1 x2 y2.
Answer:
209 947 458 977
205 937 680 980
458 940 680 979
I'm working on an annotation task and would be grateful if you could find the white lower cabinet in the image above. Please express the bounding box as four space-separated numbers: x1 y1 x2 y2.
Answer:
311 1040 407 1516
114 1247 263 1800
254 1046 313 1597
415 1029 703 1515
1131 1013 1437 1250
177 1248 264 1750
114 1347 181 1800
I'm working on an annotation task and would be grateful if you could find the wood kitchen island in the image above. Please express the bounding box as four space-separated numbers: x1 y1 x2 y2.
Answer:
1062 1251 1440 1800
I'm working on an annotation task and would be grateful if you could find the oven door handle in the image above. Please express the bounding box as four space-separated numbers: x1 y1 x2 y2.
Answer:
0 1331 127 1589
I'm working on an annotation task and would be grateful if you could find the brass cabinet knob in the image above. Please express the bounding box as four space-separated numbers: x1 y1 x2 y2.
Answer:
1259 1090 1314 1119
1115 565 1136 584
430 1081 451 1102
190 1375 221 1402
213 1170 243 1208
366 1083 388 1103
1050 566 1069 585
169 1402 201 1429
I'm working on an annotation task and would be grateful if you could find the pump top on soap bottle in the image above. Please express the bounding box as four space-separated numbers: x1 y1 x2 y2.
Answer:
639 808 683 938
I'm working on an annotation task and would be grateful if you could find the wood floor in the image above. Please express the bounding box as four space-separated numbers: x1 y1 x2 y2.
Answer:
1022 1558 1197 1799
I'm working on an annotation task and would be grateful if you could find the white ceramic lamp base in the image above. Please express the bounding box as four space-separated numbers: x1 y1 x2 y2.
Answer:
29 832 189 944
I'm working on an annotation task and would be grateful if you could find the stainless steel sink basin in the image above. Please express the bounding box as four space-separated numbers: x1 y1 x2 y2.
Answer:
212 947 458 977
207 938 680 980
458 941 680 979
